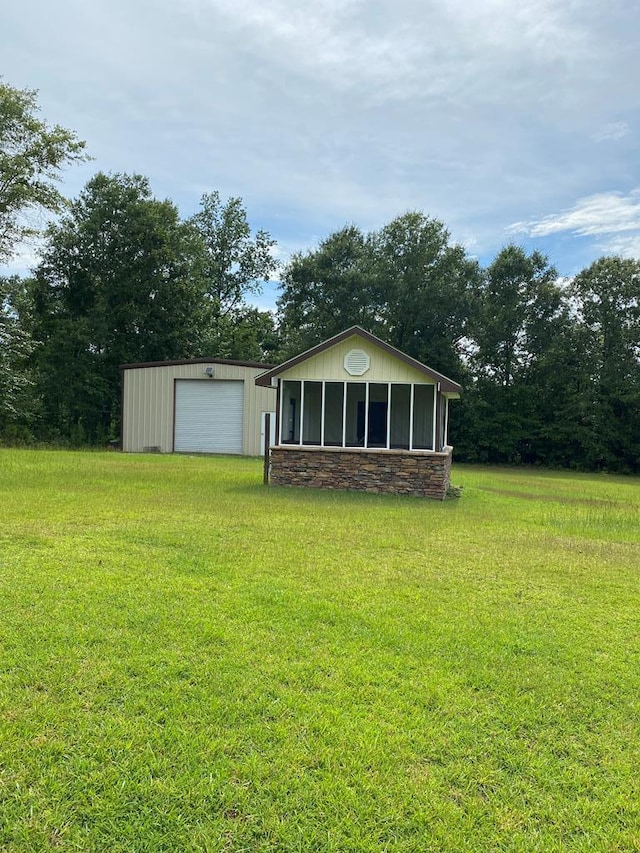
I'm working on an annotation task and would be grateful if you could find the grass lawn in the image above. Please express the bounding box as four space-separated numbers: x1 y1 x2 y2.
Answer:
1 449 639 852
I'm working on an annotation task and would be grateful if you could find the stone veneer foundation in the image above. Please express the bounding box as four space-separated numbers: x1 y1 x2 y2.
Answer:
269 446 452 499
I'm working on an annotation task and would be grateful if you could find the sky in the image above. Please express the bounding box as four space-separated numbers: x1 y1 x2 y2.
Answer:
2 0 639 310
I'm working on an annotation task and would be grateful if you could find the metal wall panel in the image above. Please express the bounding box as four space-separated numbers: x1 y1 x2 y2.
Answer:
122 362 276 455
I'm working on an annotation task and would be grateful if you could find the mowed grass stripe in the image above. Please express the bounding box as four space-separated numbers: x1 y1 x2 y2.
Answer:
0 449 639 851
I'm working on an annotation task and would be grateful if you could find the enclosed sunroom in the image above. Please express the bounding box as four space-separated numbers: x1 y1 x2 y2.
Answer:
255 327 462 498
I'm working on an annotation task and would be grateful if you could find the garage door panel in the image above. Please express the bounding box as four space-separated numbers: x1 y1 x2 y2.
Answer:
174 380 244 453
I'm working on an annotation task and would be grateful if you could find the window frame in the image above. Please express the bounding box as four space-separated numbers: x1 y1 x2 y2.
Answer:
278 379 439 451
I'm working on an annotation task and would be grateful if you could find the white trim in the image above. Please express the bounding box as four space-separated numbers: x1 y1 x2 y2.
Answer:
386 383 391 449
342 382 347 448
409 384 415 451
364 382 370 448
433 382 439 452
260 410 277 454
444 396 450 447
278 379 284 444
287 378 444 453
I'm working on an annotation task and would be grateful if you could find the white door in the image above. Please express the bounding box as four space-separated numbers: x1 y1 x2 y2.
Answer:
174 380 244 454
260 411 277 454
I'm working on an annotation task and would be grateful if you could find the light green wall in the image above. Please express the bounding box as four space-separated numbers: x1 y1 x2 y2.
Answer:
281 335 435 384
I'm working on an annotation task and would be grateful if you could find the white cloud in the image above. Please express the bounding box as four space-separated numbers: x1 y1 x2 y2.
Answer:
509 190 640 238
201 0 595 108
599 234 640 259
591 121 630 143
2 0 640 281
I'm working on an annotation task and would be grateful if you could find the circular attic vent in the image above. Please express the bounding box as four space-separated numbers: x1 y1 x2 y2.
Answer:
344 348 370 376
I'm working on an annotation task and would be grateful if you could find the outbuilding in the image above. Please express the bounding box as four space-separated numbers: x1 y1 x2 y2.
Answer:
255 327 462 498
121 357 276 455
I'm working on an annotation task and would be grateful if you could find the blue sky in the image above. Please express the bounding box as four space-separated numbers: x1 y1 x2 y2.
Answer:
2 0 639 311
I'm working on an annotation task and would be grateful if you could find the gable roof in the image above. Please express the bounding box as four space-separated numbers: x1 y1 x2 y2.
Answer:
255 326 462 394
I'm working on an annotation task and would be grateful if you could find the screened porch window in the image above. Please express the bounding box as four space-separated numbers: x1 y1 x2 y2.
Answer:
302 381 322 445
323 382 344 446
367 383 389 448
280 379 438 451
412 384 435 450
390 384 411 449
345 383 366 447
281 380 301 443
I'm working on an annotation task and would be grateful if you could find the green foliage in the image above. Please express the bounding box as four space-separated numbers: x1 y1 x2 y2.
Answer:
454 246 566 465
452 247 640 474
471 245 561 389
278 225 382 357
187 192 280 362
571 257 640 472
30 172 209 442
0 275 38 440
373 212 480 378
200 306 280 363
0 131 636 475
1 450 639 850
0 81 89 262
278 214 480 378
189 191 278 317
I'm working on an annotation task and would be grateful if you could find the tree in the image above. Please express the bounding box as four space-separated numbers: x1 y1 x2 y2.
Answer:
373 212 480 379
455 245 565 464
30 172 208 442
189 191 277 318
0 81 88 262
277 225 381 358
455 248 640 471
277 214 480 376
571 256 640 471
200 306 280 363
472 246 561 388
187 192 280 362
0 275 38 440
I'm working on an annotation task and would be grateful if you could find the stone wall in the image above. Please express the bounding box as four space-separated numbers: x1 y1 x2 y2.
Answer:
269 446 452 499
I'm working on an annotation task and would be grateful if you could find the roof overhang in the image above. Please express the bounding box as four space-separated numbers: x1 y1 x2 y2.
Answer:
121 357 276 371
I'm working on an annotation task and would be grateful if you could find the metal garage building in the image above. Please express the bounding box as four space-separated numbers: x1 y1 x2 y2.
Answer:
121 358 276 456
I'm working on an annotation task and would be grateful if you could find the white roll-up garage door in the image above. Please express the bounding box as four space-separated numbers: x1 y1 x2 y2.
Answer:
174 380 244 454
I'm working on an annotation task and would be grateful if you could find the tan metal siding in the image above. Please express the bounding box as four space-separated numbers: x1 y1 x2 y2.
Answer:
122 362 275 455
280 335 435 384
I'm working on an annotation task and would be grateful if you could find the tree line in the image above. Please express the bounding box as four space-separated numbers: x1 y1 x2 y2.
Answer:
278 222 640 472
1 81 639 471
